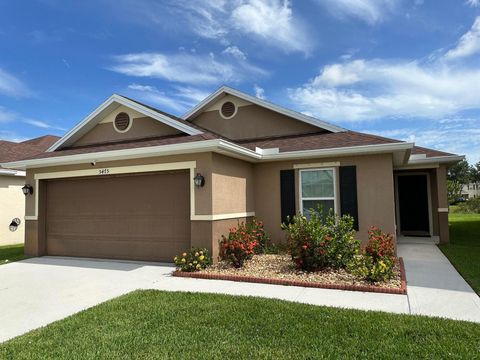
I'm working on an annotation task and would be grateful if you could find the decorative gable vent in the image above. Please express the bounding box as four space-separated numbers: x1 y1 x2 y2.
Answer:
220 101 236 119
114 112 131 132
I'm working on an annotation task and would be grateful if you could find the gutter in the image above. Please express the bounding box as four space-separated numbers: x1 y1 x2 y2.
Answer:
407 155 465 165
0 169 26 176
1 139 414 170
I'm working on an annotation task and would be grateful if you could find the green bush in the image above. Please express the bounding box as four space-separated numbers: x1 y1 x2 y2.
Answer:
174 247 210 272
347 226 396 283
281 210 360 271
453 198 480 214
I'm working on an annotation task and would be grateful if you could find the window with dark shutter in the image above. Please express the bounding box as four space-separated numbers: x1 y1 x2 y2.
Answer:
280 169 296 224
339 166 359 231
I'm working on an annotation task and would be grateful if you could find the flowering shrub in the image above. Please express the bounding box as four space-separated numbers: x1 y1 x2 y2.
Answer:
219 220 265 267
281 210 360 272
174 247 210 272
347 226 396 283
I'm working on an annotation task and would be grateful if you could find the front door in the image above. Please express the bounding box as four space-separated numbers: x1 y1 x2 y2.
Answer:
397 174 431 236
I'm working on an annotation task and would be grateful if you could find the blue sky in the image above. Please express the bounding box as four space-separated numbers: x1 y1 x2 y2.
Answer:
0 0 479 163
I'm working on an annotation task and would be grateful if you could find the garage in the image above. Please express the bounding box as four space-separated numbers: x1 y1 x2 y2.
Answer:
45 170 191 262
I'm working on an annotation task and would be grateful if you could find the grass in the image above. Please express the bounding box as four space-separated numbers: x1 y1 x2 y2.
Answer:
438 213 480 295
0 244 27 265
0 290 479 359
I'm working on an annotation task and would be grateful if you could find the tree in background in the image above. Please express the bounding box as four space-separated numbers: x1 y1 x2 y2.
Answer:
447 159 473 204
470 161 480 183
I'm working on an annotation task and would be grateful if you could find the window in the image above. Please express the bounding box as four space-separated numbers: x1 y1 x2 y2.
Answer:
299 168 337 218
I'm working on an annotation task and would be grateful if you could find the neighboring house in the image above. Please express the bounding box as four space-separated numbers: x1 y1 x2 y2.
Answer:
1 87 462 262
462 183 480 200
0 136 60 245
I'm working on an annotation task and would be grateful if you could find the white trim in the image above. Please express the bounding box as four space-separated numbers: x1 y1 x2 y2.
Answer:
293 161 340 169
407 155 464 165
394 163 439 171
219 100 238 120
298 168 338 216
2 140 414 170
112 112 133 133
394 172 433 237
183 86 345 133
193 212 256 221
0 169 25 177
438 208 449 213
47 94 203 152
25 161 254 222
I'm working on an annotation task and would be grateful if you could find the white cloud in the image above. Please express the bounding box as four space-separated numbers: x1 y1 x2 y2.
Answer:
127 84 211 113
222 46 247 61
169 0 310 54
23 118 65 130
110 51 266 85
0 68 30 97
231 0 311 54
0 106 17 123
445 17 480 60
254 84 266 99
315 0 397 24
289 58 480 121
466 0 480 7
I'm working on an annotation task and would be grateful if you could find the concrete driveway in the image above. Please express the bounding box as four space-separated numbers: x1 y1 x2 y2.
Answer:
1 242 479 343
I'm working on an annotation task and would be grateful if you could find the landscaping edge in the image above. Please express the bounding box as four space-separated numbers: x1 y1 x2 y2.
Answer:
172 257 408 295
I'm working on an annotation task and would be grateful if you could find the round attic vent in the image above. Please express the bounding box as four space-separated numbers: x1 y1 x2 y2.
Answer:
114 112 131 132
220 101 236 119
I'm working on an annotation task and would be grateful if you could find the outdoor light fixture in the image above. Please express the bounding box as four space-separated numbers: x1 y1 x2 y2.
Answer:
9 218 21 232
193 173 205 188
22 184 33 195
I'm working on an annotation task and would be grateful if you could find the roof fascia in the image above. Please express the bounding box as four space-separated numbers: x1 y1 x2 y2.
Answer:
47 94 203 152
183 86 345 133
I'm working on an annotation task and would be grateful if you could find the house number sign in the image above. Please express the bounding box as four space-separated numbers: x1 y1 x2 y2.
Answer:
98 168 110 175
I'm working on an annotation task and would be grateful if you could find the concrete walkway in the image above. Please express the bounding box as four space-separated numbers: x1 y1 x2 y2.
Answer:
0 242 479 342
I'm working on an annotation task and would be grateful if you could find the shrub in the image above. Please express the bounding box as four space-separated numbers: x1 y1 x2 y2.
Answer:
347 226 396 283
281 210 360 271
453 198 480 214
174 247 210 272
247 218 270 252
219 221 262 268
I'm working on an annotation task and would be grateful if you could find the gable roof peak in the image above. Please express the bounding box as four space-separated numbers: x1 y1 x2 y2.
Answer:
183 85 346 134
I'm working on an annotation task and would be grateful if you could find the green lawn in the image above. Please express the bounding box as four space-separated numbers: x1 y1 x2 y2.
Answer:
0 244 27 265
439 213 480 295
0 290 479 359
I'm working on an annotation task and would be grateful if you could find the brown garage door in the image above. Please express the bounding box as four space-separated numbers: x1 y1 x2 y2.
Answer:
45 170 190 262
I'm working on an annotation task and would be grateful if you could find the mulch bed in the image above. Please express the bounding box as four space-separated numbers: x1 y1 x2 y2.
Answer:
172 254 407 295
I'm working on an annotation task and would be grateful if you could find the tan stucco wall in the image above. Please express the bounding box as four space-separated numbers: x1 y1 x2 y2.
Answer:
253 154 396 245
193 104 322 140
72 116 182 147
0 175 25 245
211 153 254 215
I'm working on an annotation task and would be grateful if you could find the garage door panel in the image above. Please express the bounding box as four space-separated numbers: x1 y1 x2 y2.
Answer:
46 171 190 262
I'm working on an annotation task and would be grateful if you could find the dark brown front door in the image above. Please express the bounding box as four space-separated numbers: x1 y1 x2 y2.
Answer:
397 174 430 236
45 170 190 262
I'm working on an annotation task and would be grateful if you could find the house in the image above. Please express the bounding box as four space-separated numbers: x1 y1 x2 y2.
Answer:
1 87 463 262
0 136 60 245
462 183 480 200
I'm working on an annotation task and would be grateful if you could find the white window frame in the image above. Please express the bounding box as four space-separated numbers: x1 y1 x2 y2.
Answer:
299 167 338 216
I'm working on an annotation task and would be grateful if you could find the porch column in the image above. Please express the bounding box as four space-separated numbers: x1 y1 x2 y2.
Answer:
436 166 449 244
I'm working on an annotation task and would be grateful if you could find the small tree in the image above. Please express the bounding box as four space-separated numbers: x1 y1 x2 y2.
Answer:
447 159 472 185
447 180 464 204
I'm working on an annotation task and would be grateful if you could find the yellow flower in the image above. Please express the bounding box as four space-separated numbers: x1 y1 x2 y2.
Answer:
199 255 205 261
193 261 198 264
196 264 201 269
182 252 187 257
195 252 199 257
181 258 186 263
199 251 204 255
174 256 178 261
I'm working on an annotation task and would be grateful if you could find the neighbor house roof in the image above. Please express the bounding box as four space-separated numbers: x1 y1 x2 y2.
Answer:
0 135 60 164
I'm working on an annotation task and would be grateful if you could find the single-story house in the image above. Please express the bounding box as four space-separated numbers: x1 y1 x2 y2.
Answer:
2 87 463 262
0 136 59 245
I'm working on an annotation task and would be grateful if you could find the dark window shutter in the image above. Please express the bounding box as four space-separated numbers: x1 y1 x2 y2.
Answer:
339 166 359 231
280 169 296 224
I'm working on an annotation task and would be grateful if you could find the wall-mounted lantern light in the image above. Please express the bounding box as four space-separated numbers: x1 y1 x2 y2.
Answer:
9 218 21 232
193 173 205 188
22 184 33 195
